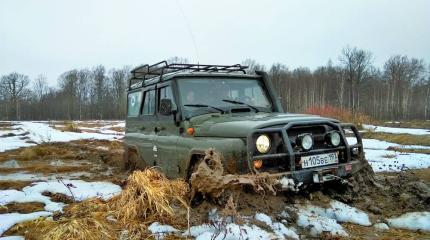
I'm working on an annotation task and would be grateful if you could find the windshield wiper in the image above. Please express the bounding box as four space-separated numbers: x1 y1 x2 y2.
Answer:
184 104 225 114
222 99 259 113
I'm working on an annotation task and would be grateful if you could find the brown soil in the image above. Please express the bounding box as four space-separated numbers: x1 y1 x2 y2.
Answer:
0 180 33 190
0 202 45 214
1 139 429 239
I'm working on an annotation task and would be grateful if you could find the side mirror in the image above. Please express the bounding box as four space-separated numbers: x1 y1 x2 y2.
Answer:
159 99 173 115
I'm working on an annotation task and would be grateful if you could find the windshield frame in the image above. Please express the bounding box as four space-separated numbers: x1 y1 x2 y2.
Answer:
175 75 275 119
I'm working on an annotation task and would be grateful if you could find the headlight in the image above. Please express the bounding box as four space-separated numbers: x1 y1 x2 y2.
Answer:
256 134 271 153
298 134 313 151
328 131 341 147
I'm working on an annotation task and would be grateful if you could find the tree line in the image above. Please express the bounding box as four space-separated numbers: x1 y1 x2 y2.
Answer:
1 47 429 121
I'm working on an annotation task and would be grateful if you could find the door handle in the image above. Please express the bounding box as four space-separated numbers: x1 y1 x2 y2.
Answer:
154 126 164 132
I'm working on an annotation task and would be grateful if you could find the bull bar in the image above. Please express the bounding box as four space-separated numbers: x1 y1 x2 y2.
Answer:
246 120 364 184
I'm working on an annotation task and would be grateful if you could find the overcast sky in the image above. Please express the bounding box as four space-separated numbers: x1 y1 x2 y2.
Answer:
1 0 429 85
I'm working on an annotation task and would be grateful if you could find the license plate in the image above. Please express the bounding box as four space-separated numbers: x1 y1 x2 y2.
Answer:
301 152 338 169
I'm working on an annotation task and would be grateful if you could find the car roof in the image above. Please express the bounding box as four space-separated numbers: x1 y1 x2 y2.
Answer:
128 71 261 90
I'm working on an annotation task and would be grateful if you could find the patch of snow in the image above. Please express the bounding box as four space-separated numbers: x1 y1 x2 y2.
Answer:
148 222 178 238
0 121 123 152
0 171 93 181
0 180 122 212
0 236 25 240
295 200 371 237
297 205 348 237
254 213 299 240
0 211 52 236
363 124 430 135
0 160 20 168
255 212 272 225
346 137 430 172
365 149 430 172
387 212 430 231
191 223 275 240
373 223 389 230
327 201 371 226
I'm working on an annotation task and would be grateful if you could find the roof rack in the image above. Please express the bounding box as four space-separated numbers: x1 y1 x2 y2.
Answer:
128 61 248 89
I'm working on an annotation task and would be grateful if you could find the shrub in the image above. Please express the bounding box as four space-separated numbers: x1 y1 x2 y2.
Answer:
304 105 371 128
63 121 81 133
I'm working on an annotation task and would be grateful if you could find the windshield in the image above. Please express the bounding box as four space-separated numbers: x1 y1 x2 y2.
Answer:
178 77 272 117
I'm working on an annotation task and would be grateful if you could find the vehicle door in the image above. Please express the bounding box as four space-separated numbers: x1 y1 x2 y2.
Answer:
135 86 158 166
153 82 181 177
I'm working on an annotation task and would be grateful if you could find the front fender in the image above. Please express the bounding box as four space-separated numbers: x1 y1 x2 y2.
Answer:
178 137 248 178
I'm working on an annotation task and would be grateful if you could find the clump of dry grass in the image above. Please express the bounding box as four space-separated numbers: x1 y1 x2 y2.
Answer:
18 145 51 160
64 121 81 133
108 169 189 225
9 169 190 240
0 202 45 214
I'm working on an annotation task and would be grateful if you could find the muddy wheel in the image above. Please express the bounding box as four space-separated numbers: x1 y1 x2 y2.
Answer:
123 147 146 171
187 154 205 206
324 157 376 202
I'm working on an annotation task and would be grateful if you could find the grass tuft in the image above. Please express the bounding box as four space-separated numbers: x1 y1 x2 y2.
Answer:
108 169 189 225
304 105 372 128
9 169 189 240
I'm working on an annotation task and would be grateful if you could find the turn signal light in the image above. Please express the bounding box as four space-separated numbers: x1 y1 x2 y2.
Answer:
187 127 195 136
253 159 263 169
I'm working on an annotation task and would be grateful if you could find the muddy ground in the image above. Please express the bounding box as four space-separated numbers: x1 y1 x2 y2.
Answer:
0 139 429 239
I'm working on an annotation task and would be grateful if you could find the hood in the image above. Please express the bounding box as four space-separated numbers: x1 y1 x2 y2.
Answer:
190 112 338 138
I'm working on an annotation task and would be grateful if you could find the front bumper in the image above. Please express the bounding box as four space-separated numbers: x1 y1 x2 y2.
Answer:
264 159 363 185
246 120 364 184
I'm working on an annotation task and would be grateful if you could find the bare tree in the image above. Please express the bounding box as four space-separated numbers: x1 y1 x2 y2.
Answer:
339 46 373 116
33 74 49 101
0 72 30 120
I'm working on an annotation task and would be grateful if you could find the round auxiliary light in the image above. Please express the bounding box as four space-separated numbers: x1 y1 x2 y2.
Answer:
329 131 341 147
299 134 313 151
256 134 271 153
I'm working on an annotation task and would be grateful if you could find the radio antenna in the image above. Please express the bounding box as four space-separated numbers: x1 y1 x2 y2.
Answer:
175 0 200 63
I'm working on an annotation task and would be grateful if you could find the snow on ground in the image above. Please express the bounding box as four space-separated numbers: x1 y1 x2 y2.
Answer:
0 212 52 236
0 236 25 240
0 171 94 181
373 223 390 230
387 212 430 232
254 213 299 239
0 180 122 212
186 223 276 240
363 124 430 135
148 222 179 238
347 137 430 172
0 121 123 152
294 200 371 237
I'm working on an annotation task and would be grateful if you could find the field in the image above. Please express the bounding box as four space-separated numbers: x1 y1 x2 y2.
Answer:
0 121 429 239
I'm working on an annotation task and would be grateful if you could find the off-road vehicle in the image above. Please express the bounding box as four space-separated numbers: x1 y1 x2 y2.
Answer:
124 61 366 188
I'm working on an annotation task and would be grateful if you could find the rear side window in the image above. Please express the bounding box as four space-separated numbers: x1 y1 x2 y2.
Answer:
142 90 156 115
127 91 142 117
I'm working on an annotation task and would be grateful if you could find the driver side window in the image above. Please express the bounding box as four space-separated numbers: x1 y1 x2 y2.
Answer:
158 86 176 111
